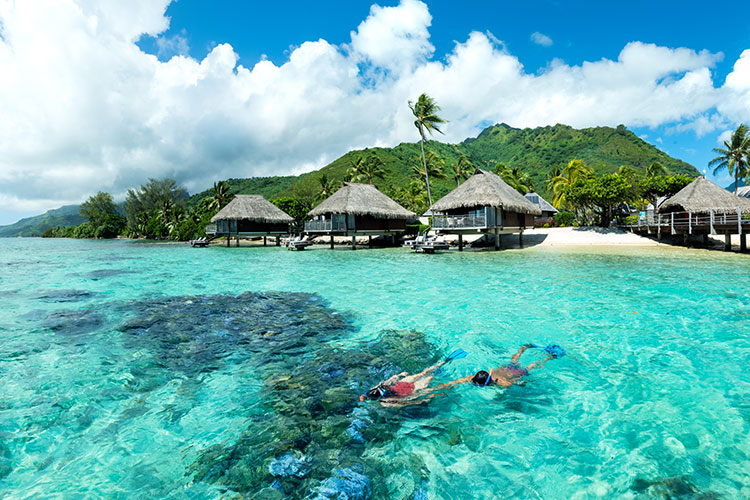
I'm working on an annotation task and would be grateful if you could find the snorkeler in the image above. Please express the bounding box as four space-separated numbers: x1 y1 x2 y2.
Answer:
435 343 566 390
360 348 468 406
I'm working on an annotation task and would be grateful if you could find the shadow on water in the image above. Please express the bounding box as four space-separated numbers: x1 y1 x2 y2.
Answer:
115 290 441 498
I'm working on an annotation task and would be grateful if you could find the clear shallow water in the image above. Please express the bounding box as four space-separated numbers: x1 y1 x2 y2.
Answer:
1 238 749 499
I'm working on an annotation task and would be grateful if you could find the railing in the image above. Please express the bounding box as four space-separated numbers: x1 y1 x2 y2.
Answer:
205 224 217 235
622 207 750 235
431 213 488 230
304 219 347 232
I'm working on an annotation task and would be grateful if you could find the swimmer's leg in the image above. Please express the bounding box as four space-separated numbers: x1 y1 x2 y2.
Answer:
526 355 553 372
511 344 533 364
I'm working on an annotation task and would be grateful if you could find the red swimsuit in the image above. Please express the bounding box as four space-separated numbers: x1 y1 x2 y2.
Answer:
390 381 415 397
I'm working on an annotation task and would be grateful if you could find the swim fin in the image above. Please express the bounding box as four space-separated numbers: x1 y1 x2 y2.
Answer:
445 348 468 362
544 344 566 358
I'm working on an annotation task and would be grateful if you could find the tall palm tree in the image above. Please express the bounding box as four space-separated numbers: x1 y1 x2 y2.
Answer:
646 161 667 178
549 159 593 208
450 156 475 186
209 181 230 211
709 123 750 194
410 152 447 191
409 93 447 206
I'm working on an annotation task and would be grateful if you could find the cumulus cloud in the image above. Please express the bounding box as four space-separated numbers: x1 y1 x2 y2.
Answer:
531 32 553 47
0 0 746 218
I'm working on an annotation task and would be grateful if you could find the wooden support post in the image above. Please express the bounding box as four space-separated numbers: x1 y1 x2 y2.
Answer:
351 235 356 250
391 234 396 247
276 236 280 246
330 235 334 249
458 234 463 252
657 214 662 241
738 206 742 236
683 233 688 246
710 209 715 235
741 234 747 253
688 211 692 235
519 231 524 248
236 236 240 247
494 227 500 250
368 235 372 248
263 236 267 246
702 234 708 245
725 232 731 251
226 235 230 247
670 212 675 235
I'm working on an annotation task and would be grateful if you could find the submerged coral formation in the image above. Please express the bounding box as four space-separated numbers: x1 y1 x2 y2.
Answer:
117 290 440 498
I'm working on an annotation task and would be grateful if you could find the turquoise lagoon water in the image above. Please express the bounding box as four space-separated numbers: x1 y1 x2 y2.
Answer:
1 238 749 499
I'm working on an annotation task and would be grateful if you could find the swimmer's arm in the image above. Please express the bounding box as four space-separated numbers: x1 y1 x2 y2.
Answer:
424 375 473 392
382 372 408 386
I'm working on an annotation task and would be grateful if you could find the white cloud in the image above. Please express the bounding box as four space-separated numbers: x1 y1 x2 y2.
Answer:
531 32 553 47
0 0 746 218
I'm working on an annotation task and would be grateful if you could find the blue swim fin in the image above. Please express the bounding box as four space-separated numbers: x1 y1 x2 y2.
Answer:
445 348 468 362
544 344 566 359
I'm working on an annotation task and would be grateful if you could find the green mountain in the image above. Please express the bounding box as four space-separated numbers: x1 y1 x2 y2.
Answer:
269 123 698 204
2 123 699 236
0 205 85 237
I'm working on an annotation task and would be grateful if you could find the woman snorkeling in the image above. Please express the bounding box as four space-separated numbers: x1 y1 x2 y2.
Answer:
360 348 467 406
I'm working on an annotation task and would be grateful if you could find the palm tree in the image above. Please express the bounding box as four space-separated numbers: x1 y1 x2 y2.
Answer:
549 159 593 208
450 156 475 186
409 93 447 206
318 174 337 201
709 124 750 194
209 181 230 211
646 161 667 178
495 163 533 194
410 152 447 192
349 155 385 184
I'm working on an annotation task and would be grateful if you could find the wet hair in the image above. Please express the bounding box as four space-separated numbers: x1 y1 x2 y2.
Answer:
472 370 493 387
364 386 391 400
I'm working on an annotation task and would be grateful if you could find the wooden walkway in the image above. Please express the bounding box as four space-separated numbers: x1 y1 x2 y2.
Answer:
622 207 750 251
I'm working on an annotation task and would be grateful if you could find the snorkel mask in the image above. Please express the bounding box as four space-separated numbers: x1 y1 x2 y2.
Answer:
359 385 387 402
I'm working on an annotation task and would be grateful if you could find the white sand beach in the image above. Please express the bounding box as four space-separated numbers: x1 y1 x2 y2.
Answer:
518 227 661 247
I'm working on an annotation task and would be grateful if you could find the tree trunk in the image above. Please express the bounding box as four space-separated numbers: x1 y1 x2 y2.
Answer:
419 126 433 208
735 173 738 195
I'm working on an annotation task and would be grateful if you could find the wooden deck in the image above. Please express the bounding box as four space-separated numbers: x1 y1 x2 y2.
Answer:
622 207 750 251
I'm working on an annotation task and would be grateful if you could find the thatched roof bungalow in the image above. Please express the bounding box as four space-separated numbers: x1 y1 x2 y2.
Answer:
658 177 750 214
305 183 414 242
430 169 540 231
209 195 293 242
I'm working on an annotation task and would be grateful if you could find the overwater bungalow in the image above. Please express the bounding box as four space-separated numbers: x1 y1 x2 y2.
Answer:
524 191 558 221
429 169 542 250
641 177 750 250
207 195 293 247
305 182 414 249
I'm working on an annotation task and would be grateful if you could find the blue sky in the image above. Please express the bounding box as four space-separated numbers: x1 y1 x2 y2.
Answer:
1 0 749 225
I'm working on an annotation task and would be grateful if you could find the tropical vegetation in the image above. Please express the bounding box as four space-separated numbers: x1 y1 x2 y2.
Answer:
709 123 750 194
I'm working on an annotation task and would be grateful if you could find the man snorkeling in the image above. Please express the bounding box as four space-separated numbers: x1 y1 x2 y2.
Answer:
359 348 467 407
443 343 566 390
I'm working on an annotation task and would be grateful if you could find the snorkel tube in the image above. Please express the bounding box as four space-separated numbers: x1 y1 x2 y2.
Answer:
483 368 493 387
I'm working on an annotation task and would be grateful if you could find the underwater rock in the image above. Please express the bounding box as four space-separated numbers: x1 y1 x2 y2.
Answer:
42 309 105 336
188 327 440 499
34 289 94 303
87 269 132 280
269 454 310 478
312 465 371 500
630 475 720 499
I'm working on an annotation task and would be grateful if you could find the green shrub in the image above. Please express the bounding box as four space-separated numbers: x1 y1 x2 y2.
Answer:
553 211 575 227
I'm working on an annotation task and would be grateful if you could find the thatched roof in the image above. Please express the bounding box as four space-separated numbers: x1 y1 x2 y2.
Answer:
524 192 558 214
430 170 542 215
658 177 750 214
211 195 294 223
308 183 414 219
